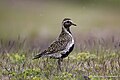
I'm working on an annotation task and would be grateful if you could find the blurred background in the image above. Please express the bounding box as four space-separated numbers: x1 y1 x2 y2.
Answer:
0 0 120 51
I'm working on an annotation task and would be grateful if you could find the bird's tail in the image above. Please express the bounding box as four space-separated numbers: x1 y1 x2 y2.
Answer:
33 53 43 59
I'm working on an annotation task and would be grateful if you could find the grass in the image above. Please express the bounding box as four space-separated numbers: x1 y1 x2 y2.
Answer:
0 36 120 80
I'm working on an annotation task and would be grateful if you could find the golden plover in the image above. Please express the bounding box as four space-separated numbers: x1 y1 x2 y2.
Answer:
33 18 76 70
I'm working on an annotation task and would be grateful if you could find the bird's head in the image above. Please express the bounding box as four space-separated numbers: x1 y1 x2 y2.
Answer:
62 18 77 28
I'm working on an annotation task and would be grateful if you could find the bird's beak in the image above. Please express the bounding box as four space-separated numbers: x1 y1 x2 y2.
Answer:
72 23 77 26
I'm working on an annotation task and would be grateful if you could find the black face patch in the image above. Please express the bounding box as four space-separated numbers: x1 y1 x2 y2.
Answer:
64 21 71 27
63 20 73 28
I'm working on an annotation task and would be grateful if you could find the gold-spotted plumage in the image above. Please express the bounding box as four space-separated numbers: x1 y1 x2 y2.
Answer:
33 18 76 60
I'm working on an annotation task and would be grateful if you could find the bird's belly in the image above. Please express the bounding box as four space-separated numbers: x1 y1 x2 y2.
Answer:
61 44 74 58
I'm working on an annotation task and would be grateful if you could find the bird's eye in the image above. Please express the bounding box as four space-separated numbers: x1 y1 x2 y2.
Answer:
66 21 70 23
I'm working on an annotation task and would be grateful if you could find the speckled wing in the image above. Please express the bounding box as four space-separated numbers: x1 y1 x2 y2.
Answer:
33 33 72 59
46 38 68 54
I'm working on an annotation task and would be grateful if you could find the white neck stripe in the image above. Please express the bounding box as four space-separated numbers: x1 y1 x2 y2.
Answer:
62 26 74 53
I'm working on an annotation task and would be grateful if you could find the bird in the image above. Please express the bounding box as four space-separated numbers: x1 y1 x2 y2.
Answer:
33 18 76 70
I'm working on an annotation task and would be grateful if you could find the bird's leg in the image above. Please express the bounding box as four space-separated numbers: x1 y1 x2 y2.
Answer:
57 58 63 72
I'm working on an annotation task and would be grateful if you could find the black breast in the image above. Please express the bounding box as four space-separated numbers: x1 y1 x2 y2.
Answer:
61 44 74 58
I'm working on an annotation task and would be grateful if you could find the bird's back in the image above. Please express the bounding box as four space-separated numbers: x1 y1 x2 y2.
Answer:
33 18 76 59
33 28 74 59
